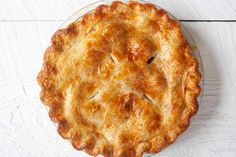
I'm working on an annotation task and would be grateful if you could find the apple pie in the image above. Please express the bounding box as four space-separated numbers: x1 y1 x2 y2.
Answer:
37 1 201 157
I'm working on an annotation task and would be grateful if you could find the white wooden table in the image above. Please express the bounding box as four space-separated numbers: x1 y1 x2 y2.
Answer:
0 0 236 157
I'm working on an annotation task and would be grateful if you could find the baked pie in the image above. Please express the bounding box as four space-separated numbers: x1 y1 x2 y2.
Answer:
37 1 201 157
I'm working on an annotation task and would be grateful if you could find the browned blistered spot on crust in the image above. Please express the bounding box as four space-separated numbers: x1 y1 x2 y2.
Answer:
111 1 125 9
140 106 162 133
51 30 65 52
57 119 71 138
117 93 135 113
116 147 135 157
118 132 135 144
95 5 109 17
49 103 64 122
102 146 114 157
122 95 134 112
127 37 156 64
148 19 160 33
37 1 201 157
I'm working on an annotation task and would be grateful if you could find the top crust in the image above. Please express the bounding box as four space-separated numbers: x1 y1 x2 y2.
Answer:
37 1 201 157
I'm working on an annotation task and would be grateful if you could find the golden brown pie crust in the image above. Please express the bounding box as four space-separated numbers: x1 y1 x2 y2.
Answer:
37 1 201 157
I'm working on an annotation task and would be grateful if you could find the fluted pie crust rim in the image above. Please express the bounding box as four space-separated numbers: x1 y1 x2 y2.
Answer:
37 1 201 157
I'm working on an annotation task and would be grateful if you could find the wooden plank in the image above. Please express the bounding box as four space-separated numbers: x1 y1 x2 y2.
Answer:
0 21 236 157
0 0 236 21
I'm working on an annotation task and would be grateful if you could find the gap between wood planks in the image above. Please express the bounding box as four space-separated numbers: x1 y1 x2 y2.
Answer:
180 20 236 22
1 20 236 22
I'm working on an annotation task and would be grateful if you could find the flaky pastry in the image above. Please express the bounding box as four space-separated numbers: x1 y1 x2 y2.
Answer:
37 1 201 157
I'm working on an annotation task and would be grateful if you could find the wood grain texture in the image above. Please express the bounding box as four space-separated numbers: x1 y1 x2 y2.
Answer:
0 20 236 157
0 0 236 20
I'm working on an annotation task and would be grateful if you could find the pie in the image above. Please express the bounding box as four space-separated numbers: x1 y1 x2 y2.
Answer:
37 1 201 157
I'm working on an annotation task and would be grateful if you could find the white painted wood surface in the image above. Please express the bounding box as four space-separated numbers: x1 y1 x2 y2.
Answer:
0 1 236 157
0 0 236 20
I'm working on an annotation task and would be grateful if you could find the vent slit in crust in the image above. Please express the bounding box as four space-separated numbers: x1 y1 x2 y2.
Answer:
147 56 156 64
143 94 155 104
110 55 116 64
88 92 99 100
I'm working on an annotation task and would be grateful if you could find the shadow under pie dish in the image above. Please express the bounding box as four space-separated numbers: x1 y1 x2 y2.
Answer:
37 1 201 157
